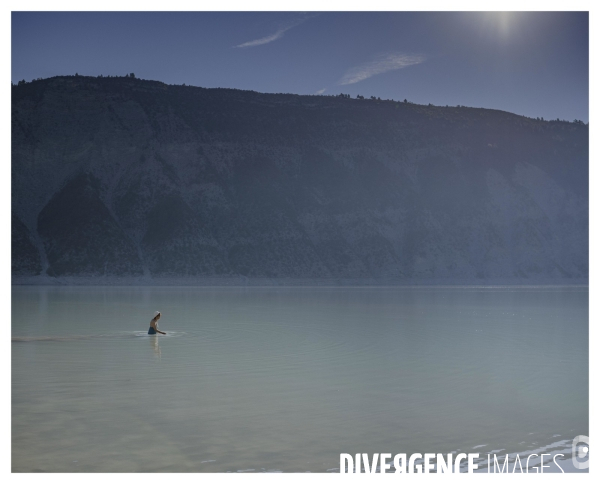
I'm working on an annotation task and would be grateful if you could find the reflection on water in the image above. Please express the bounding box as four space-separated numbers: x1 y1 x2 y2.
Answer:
150 335 161 358
12 286 588 472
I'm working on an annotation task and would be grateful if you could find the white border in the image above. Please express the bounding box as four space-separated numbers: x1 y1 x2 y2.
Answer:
4 2 596 483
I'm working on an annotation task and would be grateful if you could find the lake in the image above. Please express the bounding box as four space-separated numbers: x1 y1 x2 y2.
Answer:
11 285 588 472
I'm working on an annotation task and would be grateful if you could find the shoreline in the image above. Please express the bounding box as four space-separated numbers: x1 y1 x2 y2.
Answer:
11 275 589 287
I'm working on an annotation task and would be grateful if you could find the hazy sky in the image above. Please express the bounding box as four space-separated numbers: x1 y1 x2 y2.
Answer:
11 11 589 122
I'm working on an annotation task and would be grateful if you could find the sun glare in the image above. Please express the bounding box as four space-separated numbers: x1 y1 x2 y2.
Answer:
473 11 517 41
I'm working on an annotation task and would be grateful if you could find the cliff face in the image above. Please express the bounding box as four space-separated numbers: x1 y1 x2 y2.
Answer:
11 76 588 283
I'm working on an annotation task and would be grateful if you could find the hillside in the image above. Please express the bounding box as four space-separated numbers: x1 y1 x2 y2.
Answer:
11 75 588 284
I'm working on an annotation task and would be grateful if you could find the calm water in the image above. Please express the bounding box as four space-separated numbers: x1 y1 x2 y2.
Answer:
12 286 588 472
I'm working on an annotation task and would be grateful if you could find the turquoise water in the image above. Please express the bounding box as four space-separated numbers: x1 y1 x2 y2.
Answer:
12 286 588 472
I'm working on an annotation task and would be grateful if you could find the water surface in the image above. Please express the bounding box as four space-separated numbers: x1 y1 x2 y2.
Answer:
12 285 588 472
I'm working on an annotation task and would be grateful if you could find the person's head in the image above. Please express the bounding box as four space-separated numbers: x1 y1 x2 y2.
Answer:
154 311 161 320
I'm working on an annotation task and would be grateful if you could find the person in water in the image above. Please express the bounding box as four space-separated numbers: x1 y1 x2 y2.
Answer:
148 311 166 335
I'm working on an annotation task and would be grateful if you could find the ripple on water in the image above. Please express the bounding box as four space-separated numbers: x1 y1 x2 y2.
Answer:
12 330 192 342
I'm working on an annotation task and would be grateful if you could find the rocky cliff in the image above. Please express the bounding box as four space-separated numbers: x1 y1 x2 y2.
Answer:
11 76 588 284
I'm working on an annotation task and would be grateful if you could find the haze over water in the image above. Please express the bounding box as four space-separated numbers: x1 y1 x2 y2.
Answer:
12 285 588 472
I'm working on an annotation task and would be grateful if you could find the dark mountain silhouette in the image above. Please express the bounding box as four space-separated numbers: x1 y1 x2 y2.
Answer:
11 75 588 284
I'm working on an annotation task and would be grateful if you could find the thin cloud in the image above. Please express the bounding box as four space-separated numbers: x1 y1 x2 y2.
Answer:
338 53 426 85
235 27 291 48
235 15 315 48
315 88 326 95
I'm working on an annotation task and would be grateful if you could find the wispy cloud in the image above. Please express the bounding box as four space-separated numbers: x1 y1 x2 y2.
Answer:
315 88 326 95
235 26 292 48
235 15 315 48
338 53 426 85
